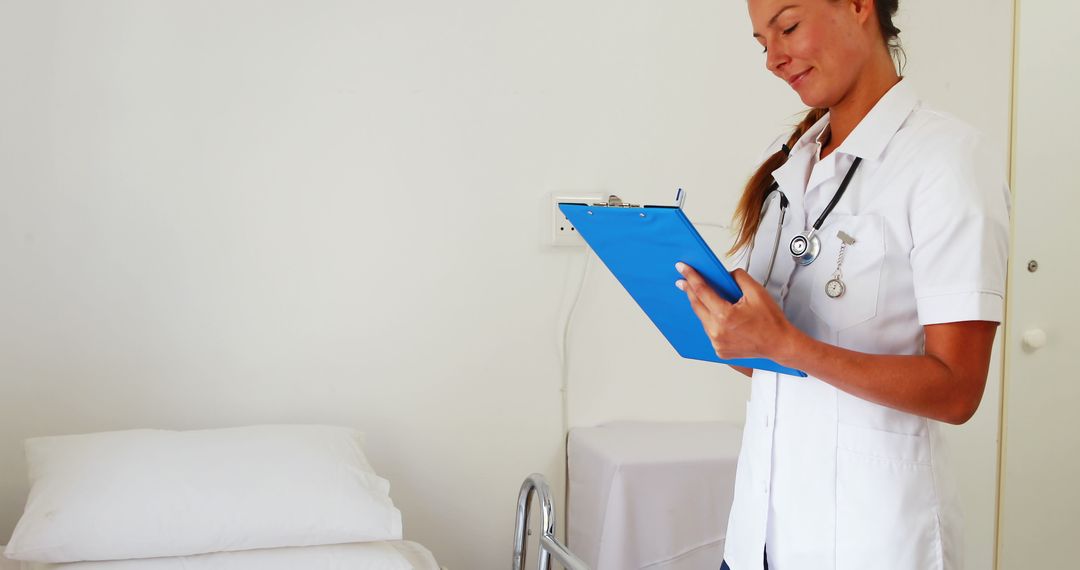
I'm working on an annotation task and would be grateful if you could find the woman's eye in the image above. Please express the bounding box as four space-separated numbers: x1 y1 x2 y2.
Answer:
782 23 799 35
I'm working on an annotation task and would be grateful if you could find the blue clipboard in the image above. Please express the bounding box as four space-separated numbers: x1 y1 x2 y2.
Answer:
559 198 806 377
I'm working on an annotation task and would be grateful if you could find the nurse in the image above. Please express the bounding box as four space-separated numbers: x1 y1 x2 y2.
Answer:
673 1 1010 569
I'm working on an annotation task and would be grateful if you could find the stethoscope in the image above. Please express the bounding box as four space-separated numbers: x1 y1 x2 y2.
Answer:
753 154 863 288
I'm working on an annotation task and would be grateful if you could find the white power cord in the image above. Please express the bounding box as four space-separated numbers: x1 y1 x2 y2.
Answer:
557 249 592 436
555 248 592 544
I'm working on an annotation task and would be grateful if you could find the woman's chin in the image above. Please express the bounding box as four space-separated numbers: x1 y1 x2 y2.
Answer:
795 89 835 111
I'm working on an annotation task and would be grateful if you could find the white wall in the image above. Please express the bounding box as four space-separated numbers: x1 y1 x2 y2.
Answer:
0 2 576 568
0 1 1013 569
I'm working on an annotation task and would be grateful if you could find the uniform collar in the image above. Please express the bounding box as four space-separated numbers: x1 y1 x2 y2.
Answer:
770 80 918 208
784 79 919 163
788 113 831 157
832 79 919 162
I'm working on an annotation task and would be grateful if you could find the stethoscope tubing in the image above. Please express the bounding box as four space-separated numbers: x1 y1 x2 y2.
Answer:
752 149 863 288
810 156 863 232
763 185 787 288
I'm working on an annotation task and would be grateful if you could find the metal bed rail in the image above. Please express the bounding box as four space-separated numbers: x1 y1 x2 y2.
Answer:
512 473 591 570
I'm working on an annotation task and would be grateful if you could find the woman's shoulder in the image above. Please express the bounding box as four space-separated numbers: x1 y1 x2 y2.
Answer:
894 101 1009 206
896 101 984 157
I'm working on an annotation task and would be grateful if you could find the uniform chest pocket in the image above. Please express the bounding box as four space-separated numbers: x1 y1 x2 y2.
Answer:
809 213 885 331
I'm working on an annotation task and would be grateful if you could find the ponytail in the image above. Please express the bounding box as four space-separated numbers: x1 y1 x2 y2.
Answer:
727 107 827 256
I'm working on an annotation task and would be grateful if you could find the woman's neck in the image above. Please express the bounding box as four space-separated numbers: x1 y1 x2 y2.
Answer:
820 57 901 159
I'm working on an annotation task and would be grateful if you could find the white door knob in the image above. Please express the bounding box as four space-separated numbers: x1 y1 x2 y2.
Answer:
1022 329 1047 350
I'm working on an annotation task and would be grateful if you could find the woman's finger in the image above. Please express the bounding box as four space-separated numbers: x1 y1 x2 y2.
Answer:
681 280 721 338
730 268 767 303
676 262 732 315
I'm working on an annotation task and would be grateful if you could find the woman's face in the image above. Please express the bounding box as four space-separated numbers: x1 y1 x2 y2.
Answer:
748 0 874 108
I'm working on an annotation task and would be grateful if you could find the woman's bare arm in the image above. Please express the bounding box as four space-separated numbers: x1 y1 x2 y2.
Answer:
678 264 996 424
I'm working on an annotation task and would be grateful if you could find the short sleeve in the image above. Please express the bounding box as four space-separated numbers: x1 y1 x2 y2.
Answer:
909 129 1011 325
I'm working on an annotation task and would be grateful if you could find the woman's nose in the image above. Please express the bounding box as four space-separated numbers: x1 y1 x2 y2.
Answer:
766 46 789 75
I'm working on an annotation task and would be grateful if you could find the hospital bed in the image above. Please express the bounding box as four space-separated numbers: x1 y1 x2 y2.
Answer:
0 541 442 570
1 428 582 570
0 426 447 570
3 473 577 570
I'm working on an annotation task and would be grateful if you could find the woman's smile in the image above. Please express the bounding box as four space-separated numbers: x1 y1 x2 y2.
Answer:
786 68 813 89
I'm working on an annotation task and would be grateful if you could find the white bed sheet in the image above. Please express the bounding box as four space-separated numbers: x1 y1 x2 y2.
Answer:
389 541 442 570
0 541 442 570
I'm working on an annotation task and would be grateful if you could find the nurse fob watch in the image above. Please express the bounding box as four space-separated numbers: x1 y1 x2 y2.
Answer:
825 230 856 299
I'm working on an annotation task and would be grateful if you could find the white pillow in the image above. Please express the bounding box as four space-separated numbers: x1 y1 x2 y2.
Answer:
7 542 413 570
3 425 402 563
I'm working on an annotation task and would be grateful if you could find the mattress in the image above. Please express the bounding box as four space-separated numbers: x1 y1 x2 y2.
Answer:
390 540 443 569
0 541 442 570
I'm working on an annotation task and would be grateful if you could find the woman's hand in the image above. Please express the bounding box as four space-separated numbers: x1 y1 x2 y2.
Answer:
675 262 799 363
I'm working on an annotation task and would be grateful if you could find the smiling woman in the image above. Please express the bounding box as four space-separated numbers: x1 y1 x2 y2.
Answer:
734 0 902 254
671 1 1010 570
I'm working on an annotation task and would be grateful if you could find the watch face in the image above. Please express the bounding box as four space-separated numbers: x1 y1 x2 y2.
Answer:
825 278 846 299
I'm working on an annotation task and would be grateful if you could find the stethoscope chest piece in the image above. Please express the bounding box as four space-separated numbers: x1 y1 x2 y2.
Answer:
788 155 863 268
790 232 821 266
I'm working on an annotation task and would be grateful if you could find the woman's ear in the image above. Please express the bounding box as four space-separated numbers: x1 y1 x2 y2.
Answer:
847 0 877 27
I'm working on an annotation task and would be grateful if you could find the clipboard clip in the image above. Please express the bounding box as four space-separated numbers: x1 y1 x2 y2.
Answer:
589 190 687 209
593 194 641 208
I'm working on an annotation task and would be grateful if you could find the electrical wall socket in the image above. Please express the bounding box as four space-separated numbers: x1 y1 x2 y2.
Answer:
551 193 604 246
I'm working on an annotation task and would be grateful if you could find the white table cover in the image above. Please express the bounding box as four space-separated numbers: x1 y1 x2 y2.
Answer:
568 422 743 570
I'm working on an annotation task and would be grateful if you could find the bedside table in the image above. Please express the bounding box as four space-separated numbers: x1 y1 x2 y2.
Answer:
568 421 743 570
